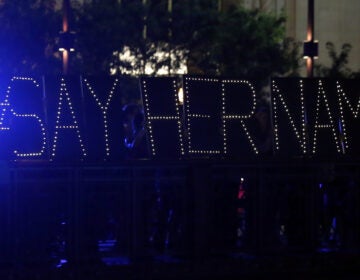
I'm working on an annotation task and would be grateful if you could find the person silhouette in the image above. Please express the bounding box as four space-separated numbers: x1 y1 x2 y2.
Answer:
121 103 148 159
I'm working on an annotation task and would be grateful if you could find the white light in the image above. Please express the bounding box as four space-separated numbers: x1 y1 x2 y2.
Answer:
141 78 184 156
221 79 258 155
83 77 119 158
178 87 184 105
51 78 87 160
184 77 221 155
336 81 360 154
12 110 47 158
311 80 341 154
271 80 307 154
0 76 46 158
112 45 187 76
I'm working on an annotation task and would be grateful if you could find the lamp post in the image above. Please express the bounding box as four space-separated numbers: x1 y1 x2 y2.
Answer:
59 0 75 75
304 0 318 78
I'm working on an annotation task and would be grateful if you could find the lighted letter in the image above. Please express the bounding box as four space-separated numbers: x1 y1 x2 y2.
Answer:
184 77 222 156
271 79 307 154
0 77 47 158
51 78 87 160
140 77 184 158
336 80 360 154
83 77 119 158
0 95 10 131
221 79 258 155
311 80 341 154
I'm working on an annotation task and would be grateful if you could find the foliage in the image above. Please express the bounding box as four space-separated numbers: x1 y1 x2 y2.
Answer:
0 0 62 76
315 42 360 78
74 0 217 75
0 0 300 78
73 0 145 75
74 1 300 78
186 6 301 80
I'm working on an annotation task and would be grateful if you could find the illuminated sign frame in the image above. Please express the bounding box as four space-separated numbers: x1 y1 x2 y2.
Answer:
0 75 358 161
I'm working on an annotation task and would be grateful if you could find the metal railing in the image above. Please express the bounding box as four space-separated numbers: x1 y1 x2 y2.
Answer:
0 159 359 267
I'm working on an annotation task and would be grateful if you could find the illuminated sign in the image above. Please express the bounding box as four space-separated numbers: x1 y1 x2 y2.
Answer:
140 77 184 158
271 78 359 157
336 80 360 155
0 76 47 159
142 77 359 159
0 75 358 161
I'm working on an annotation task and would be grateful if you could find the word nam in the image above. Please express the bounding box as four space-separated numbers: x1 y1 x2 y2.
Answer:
0 76 358 161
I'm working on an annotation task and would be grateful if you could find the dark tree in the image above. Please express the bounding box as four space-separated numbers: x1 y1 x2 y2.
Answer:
186 6 300 79
74 1 300 78
0 1 300 78
0 0 62 76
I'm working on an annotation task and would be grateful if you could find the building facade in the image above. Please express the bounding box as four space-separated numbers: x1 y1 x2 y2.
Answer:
222 0 360 76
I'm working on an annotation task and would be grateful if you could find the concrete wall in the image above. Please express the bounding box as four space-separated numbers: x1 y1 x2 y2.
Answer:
226 0 360 76
285 0 360 76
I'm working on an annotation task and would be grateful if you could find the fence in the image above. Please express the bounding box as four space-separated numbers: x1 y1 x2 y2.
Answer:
0 158 359 268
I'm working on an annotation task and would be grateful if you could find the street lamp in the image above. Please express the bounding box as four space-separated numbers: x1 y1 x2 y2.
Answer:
59 31 75 53
304 0 318 78
59 0 75 75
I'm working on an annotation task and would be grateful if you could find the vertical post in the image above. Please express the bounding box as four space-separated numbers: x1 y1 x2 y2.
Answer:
62 0 70 75
168 0 173 74
142 0 147 40
306 0 315 78
142 0 147 74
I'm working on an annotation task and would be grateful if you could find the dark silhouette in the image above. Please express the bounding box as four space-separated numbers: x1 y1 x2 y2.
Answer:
121 103 148 159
